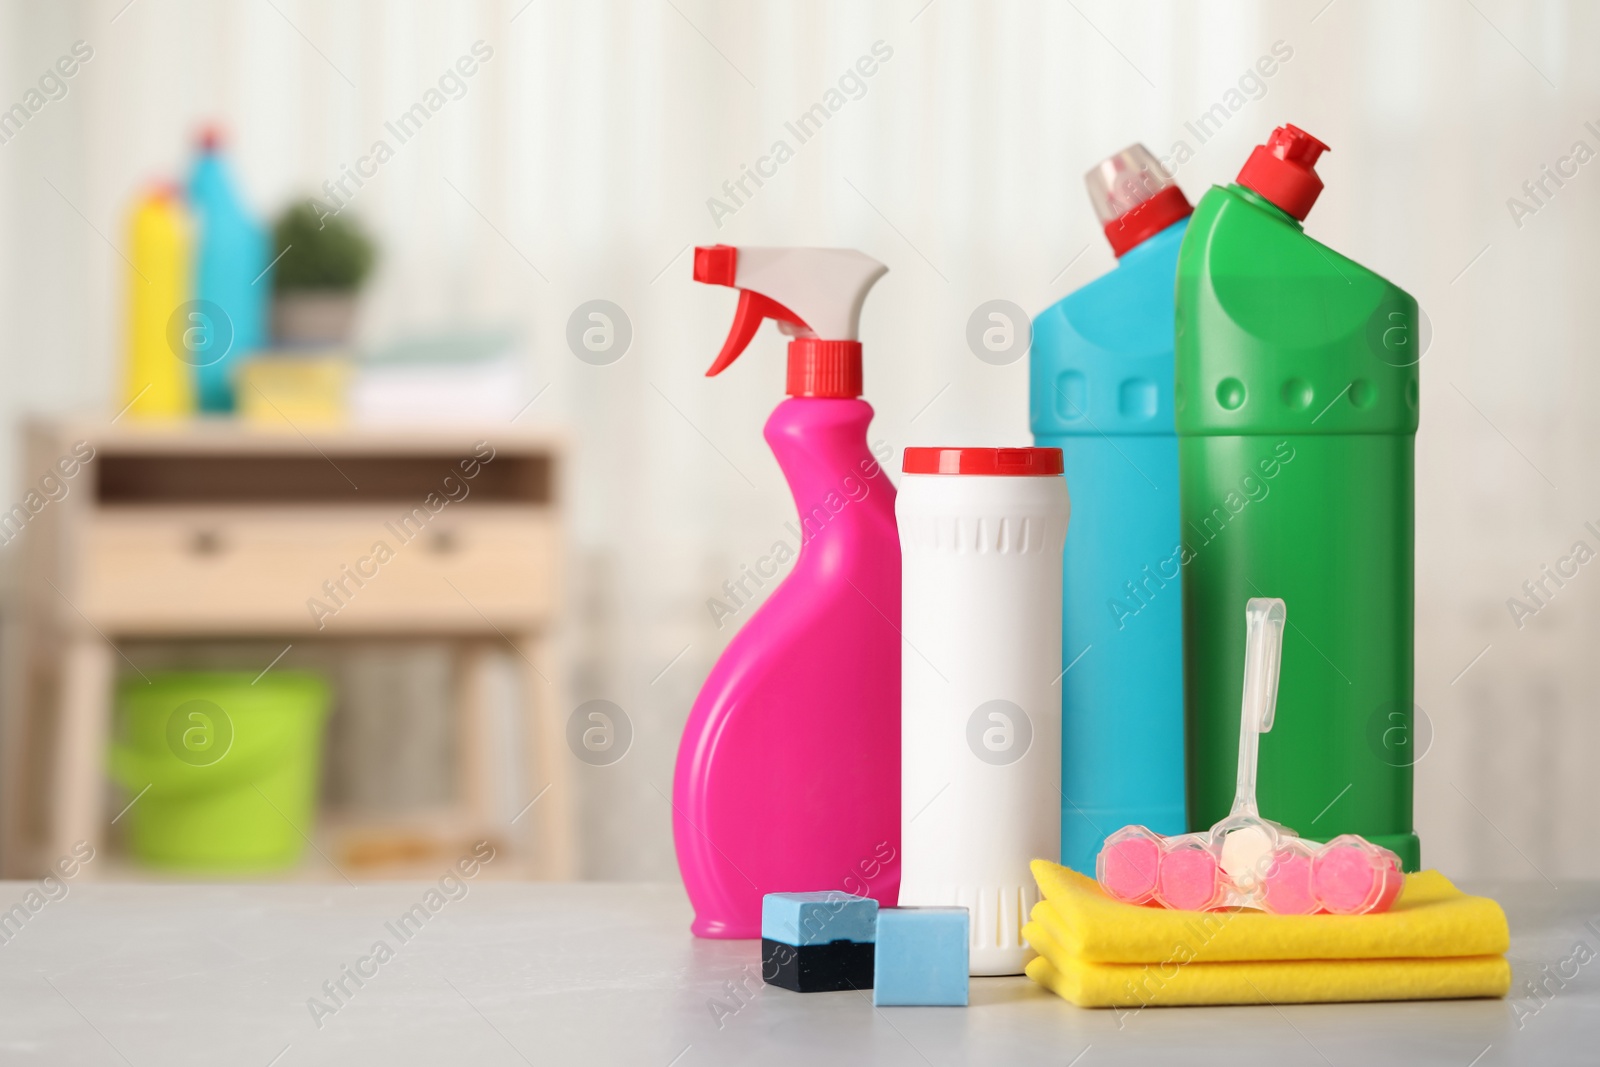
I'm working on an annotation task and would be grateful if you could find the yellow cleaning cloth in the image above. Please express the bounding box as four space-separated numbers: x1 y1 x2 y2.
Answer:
1024 860 1511 1008
1025 921 1510 1007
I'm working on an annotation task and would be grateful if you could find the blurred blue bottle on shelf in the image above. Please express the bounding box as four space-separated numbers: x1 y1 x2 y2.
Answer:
187 126 269 412
1030 145 1191 874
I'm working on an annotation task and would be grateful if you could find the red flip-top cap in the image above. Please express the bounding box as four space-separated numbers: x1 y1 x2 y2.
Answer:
902 447 1063 476
1236 124 1329 221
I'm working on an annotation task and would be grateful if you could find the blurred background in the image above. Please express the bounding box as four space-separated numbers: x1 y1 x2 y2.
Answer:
0 0 1591 884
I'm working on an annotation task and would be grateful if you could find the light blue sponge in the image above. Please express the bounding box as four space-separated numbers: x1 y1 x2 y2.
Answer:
872 907 969 1006
760 892 878 947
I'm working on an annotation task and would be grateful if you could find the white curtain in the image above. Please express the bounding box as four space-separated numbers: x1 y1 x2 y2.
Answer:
0 0 1592 882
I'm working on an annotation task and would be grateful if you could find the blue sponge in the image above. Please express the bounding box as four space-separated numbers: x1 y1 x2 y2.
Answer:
872 907 969 1006
761 892 878 947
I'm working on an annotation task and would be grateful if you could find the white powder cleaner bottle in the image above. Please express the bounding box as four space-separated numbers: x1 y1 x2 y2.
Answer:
897 446 1069 975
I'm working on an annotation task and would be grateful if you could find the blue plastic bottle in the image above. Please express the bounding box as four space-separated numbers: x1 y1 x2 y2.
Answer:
187 127 269 412
1030 145 1192 874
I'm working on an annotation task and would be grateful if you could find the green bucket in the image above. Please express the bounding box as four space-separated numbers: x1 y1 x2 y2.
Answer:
111 672 331 873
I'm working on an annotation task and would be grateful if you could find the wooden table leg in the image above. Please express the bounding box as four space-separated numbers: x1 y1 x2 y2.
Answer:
51 635 115 876
514 631 575 880
454 640 495 834
0 613 37 876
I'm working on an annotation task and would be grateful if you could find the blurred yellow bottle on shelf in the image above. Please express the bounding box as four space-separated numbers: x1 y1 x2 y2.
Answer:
123 185 193 419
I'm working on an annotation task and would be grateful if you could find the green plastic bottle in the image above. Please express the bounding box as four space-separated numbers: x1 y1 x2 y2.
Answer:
1175 125 1421 871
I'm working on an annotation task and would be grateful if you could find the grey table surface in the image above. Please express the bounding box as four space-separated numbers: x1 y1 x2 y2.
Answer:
0 877 1593 1066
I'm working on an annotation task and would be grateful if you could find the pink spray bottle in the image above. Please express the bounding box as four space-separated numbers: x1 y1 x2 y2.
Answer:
675 245 901 937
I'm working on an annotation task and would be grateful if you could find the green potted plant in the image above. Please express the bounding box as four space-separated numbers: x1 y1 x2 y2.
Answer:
269 202 376 346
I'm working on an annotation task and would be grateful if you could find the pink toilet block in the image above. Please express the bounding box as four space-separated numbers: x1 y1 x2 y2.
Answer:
1261 851 1320 915
1099 833 1162 904
1312 841 1404 915
1156 845 1221 911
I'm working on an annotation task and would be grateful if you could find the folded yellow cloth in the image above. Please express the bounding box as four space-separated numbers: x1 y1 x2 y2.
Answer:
1029 860 1509 963
1024 860 1511 1008
1025 920 1510 1007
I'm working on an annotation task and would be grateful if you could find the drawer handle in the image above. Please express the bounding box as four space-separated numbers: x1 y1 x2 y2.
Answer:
188 529 225 556
427 529 459 555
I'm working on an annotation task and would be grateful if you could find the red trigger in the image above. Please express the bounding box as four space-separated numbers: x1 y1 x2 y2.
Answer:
705 290 809 377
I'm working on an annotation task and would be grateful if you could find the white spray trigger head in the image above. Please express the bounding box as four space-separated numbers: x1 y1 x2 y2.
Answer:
694 245 888 378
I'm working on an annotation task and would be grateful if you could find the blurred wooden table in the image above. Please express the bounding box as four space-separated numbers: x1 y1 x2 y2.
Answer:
1 417 574 881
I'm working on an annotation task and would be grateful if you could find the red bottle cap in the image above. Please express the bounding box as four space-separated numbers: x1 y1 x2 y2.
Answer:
1085 145 1193 257
902 447 1063 476
1103 186 1193 257
785 338 863 398
1236 124 1330 221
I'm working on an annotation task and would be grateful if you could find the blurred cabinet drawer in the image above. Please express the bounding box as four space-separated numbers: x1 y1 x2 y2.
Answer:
72 506 557 634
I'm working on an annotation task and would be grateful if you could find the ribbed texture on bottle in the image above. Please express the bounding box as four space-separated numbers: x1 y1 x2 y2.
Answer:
897 882 1039 953
899 514 1065 555
786 338 862 398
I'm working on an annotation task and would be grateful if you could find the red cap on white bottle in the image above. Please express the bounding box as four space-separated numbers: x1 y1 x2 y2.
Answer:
902 447 1063 476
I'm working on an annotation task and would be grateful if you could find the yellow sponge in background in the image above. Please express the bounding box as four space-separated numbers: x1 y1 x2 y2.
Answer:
237 351 352 426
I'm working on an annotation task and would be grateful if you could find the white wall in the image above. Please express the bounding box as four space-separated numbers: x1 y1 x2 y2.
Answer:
0 0 1594 882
